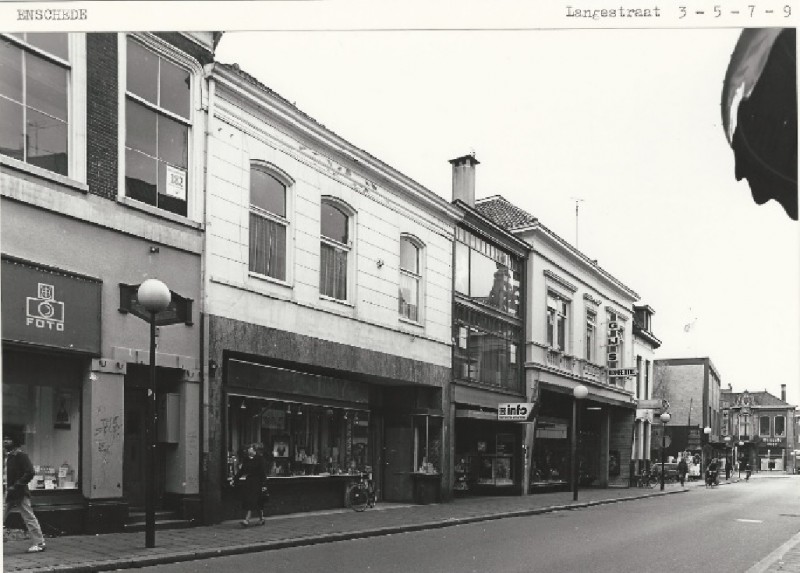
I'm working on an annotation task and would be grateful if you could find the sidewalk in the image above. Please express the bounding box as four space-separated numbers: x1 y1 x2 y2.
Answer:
2 475 795 573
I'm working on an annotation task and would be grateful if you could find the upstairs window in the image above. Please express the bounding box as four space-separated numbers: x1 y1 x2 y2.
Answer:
586 310 596 362
547 293 569 351
124 37 191 217
320 200 351 301
399 236 421 321
249 166 288 281
759 416 771 437
774 416 786 437
0 33 69 175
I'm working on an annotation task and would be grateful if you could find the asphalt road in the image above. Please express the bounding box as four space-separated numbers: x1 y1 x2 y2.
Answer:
141 478 800 573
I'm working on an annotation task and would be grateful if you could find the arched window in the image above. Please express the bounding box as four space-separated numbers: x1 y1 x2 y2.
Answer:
249 165 288 281
320 199 352 301
399 235 422 321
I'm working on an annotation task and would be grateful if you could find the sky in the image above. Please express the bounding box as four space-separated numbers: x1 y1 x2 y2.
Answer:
215 24 799 407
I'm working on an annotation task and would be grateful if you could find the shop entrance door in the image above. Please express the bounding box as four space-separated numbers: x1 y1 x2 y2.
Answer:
383 426 413 502
123 388 166 508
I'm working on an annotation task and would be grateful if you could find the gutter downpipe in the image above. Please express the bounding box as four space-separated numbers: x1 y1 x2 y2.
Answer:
199 62 216 525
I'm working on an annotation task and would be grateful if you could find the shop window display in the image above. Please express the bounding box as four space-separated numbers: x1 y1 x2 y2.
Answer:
227 397 371 481
412 414 441 474
3 383 80 490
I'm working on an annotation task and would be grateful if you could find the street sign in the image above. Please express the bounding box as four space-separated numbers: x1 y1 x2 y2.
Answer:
637 399 663 409
119 283 194 326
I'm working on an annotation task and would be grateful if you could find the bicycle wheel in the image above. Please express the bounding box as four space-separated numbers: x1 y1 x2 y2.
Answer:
350 484 368 512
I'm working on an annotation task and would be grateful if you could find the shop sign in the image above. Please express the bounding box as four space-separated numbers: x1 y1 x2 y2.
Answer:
2 257 101 353
119 283 194 326
638 399 669 410
609 368 637 377
498 403 534 422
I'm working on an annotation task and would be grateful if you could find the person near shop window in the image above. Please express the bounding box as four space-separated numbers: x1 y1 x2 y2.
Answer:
3 434 46 553
231 444 268 526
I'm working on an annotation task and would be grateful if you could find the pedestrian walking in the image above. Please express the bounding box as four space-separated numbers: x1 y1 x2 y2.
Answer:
3 434 46 553
231 444 268 527
677 456 689 488
705 458 719 488
745 462 752 481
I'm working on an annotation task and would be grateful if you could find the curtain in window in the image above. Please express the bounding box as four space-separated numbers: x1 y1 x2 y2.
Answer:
320 243 347 300
399 273 418 321
249 213 286 280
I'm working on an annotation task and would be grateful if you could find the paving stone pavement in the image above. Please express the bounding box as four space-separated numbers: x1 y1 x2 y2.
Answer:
3 474 797 573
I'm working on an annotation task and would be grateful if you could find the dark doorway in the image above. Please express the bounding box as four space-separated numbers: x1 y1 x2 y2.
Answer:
123 382 167 509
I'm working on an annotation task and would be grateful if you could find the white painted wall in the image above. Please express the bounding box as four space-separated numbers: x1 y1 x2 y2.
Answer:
523 227 640 394
205 83 455 367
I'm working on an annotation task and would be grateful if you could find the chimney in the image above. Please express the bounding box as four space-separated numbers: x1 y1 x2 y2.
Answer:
781 384 786 401
450 153 479 207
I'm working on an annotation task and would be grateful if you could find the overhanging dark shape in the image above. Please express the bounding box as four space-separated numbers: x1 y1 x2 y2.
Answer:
118 283 194 326
723 28 797 220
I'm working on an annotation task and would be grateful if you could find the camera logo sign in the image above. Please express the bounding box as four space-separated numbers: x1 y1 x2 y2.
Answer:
26 283 65 332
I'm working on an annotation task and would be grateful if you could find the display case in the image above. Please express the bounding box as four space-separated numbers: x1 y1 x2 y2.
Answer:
472 454 514 486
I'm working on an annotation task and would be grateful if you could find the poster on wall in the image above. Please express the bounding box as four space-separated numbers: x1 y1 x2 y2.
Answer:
54 393 71 430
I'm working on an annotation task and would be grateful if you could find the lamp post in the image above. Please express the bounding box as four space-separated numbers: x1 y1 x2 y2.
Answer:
703 426 712 485
137 279 171 549
660 412 671 491
738 441 744 478
724 436 731 480
572 385 588 501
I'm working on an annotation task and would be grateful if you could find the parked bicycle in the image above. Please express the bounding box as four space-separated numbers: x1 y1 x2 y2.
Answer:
637 469 659 488
349 472 376 512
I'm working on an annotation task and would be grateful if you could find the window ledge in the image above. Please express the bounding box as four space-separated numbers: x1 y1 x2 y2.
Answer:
248 271 292 289
399 316 424 328
0 156 88 194
117 196 201 229
319 294 354 308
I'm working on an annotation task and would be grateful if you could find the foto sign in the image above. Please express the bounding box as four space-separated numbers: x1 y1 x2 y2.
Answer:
498 403 534 422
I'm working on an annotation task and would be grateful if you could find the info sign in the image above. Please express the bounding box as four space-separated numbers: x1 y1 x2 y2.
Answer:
498 403 535 422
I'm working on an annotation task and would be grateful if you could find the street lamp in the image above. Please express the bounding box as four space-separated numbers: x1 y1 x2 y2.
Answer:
724 436 731 480
738 441 745 478
572 385 588 501
137 279 171 549
660 412 671 491
703 426 712 476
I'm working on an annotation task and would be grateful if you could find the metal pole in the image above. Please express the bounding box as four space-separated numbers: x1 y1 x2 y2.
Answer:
572 397 579 501
660 426 666 491
145 312 157 548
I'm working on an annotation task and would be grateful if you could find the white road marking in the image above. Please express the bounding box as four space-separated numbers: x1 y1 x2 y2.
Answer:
737 519 764 523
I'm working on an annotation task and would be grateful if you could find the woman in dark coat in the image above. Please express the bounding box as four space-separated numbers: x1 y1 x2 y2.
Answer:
234 444 268 526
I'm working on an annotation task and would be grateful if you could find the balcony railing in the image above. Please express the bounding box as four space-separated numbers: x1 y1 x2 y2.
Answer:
532 343 634 394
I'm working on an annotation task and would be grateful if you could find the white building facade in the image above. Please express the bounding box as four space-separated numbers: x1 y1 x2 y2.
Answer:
202 63 461 519
477 195 641 489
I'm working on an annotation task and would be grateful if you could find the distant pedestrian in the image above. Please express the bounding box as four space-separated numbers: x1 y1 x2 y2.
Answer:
231 444 268 527
745 462 752 481
725 462 731 480
677 457 689 488
3 434 46 553
706 458 719 488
